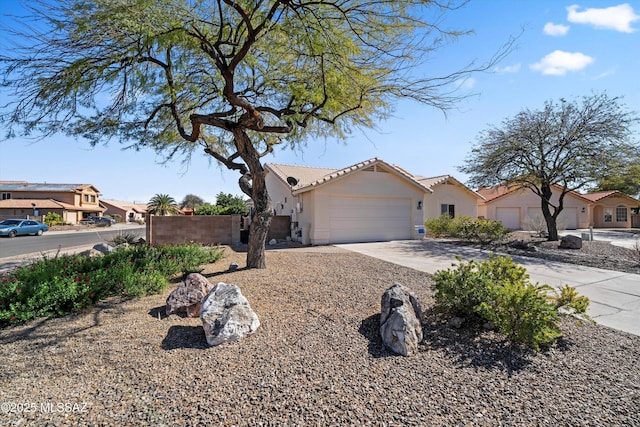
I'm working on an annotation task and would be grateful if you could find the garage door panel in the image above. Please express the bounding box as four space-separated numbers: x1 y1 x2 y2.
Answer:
496 207 520 230
328 197 411 243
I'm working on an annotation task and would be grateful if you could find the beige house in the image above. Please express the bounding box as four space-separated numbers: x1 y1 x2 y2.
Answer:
581 191 640 229
477 184 640 230
0 181 104 224
101 199 148 223
265 158 482 245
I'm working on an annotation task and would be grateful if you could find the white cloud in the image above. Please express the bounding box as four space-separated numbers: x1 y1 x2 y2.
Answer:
494 63 522 73
530 50 594 76
543 22 570 36
567 3 639 33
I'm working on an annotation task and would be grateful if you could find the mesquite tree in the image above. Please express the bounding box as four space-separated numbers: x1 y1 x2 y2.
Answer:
460 93 638 240
1 0 511 268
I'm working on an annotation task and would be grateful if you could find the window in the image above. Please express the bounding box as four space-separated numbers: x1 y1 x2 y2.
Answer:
441 204 455 218
616 205 628 222
604 208 612 222
83 195 89 202
91 195 96 202
1 193 11 200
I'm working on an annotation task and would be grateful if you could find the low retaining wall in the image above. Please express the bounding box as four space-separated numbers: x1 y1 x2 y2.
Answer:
146 215 241 245
146 215 292 245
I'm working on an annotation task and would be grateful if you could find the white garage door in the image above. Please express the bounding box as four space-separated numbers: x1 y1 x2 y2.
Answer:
558 207 578 230
328 197 412 243
496 207 521 230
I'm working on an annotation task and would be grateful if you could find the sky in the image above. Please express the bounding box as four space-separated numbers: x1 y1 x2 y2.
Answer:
1 0 639 204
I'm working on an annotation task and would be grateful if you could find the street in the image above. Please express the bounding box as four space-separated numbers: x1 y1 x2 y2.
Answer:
0 225 145 259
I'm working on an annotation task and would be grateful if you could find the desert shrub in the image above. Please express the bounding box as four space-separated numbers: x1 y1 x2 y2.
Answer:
523 215 547 237
0 244 224 326
552 285 590 313
424 215 509 244
424 214 454 237
432 254 529 317
432 254 562 350
107 231 142 246
44 212 65 226
479 282 561 351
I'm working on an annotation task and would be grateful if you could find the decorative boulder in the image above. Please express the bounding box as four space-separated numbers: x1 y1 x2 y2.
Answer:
166 273 214 317
93 243 115 254
559 235 582 249
200 282 260 346
380 284 423 356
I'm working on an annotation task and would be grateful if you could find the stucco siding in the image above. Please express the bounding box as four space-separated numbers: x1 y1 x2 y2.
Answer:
424 182 478 220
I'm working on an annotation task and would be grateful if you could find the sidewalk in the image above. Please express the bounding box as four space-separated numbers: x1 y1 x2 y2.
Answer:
336 240 640 337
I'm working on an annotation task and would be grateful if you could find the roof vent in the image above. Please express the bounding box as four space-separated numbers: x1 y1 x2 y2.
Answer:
286 176 299 187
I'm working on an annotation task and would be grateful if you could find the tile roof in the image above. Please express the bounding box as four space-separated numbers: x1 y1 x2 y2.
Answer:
0 198 77 210
101 199 148 212
581 190 640 204
266 158 433 194
580 191 620 202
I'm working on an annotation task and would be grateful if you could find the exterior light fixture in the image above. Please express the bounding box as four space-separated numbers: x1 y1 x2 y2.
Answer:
417 201 422 210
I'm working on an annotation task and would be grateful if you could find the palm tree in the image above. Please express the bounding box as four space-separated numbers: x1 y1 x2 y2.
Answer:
147 194 179 216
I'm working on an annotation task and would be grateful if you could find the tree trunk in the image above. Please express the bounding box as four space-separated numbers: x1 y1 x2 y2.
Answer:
540 184 559 241
234 129 273 269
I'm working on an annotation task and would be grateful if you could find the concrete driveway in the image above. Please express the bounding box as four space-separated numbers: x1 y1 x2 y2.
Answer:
336 240 640 337
560 229 640 249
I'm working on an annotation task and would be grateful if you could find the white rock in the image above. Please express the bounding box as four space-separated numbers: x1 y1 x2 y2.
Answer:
200 282 260 346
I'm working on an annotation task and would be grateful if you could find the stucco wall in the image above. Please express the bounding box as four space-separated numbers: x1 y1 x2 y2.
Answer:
146 215 241 245
424 182 478 220
591 196 637 228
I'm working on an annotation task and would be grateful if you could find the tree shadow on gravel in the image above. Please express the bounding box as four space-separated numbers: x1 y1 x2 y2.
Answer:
358 313 396 358
161 325 209 350
421 308 573 376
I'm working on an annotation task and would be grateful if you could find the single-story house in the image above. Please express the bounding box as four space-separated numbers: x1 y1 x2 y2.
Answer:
0 181 105 224
477 184 640 230
581 191 640 229
101 199 148 223
265 157 482 245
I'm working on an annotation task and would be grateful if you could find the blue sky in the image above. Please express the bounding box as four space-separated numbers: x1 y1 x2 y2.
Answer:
1 1 639 204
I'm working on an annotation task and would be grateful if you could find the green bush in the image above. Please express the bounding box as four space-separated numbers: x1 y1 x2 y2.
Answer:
44 212 65 226
432 254 562 351
0 244 224 326
432 254 529 317
552 285 590 314
424 215 509 244
479 282 561 351
424 214 454 237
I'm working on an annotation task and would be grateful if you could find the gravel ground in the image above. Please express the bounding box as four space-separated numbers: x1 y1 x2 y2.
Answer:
1 245 639 426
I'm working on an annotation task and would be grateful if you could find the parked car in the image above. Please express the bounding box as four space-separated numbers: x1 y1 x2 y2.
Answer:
0 219 49 237
80 216 115 226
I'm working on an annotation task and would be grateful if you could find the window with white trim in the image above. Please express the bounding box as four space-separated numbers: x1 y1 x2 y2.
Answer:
1 193 11 200
616 205 628 222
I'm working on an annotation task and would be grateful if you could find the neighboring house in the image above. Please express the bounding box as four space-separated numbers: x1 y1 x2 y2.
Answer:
265 157 482 245
0 181 105 224
101 199 148 223
477 184 640 230
581 191 640 229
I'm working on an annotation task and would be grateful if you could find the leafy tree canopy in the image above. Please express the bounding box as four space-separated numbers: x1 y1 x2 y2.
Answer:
0 0 512 267
180 194 205 209
460 92 639 240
